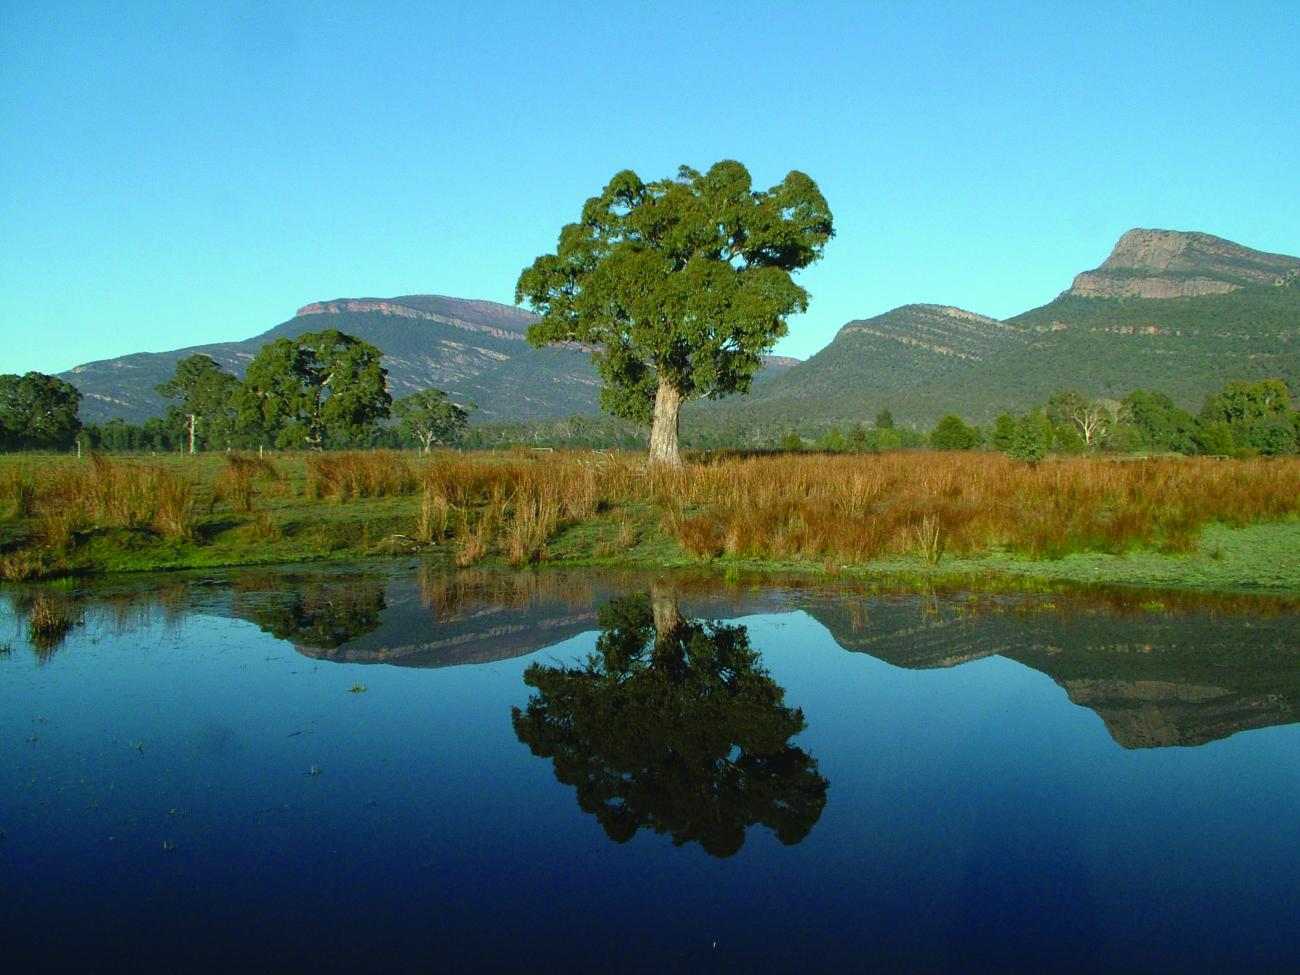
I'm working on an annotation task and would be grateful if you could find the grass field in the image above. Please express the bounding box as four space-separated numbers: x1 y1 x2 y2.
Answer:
2 449 1298 593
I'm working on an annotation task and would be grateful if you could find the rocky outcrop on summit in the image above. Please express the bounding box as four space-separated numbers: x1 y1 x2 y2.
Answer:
1067 228 1300 299
296 295 537 341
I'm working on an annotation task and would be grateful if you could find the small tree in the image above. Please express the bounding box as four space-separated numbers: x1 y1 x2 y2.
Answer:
1118 390 1197 454
1192 420 1234 457
156 354 241 454
929 413 981 451
1009 410 1052 462
991 413 1018 452
238 329 391 450
815 427 847 452
516 161 833 467
847 423 869 452
393 388 470 454
1047 390 1112 450
875 408 895 430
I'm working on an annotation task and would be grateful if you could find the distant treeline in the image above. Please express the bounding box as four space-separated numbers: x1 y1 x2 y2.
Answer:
918 380 1300 459
4 332 1298 458
467 382 1300 458
1 328 470 455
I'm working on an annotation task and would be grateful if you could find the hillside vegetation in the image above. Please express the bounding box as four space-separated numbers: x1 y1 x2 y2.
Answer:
698 281 1299 431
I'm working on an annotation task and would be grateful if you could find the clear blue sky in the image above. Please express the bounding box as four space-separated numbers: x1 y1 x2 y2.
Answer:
2 0 1297 375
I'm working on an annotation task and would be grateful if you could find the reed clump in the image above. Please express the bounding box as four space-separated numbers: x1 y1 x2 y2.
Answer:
417 453 622 565
21 454 197 545
213 454 281 513
1 550 48 582
306 451 416 500
27 594 76 653
0 466 38 518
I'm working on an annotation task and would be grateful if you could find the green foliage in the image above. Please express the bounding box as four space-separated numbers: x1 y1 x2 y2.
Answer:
928 413 981 451
1008 410 1051 462
516 160 833 461
1193 421 1235 457
778 432 804 451
238 329 391 449
814 426 847 452
1248 415 1299 455
1199 378 1298 455
991 413 1018 451
848 423 869 451
0 372 82 451
1119 389 1199 453
511 592 828 856
155 354 241 450
393 388 469 453
81 417 181 453
875 408 895 430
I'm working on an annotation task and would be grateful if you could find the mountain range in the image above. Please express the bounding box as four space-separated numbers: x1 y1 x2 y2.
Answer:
60 228 1299 429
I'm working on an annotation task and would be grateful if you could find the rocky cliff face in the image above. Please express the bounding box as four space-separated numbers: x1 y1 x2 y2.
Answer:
1067 228 1300 299
296 297 534 342
834 304 1013 361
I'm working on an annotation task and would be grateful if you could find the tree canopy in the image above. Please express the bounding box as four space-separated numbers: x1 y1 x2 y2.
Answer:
393 388 469 453
512 589 828 857
516 160 833 466
0 372 82 451
237 329 391 449
155 354 241 452
929 413 981 451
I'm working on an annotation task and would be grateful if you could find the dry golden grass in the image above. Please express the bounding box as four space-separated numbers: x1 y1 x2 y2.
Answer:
403 450 1300 565
305 450 416 500
661 452 1300 563
0 465 37 517
211 454 280 513
4 449 1296 573
15 454 198 547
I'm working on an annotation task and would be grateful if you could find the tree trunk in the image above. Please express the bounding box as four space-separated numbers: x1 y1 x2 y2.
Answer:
649 379 684 468
650 579 683 654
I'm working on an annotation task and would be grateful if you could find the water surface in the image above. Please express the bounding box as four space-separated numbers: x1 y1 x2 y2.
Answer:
2 564 1298 973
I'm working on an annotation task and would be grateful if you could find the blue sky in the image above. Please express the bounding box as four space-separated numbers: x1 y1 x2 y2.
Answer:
2 0 1297 375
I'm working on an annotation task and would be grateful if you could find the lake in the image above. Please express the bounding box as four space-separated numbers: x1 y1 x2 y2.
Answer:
2 563 1298 973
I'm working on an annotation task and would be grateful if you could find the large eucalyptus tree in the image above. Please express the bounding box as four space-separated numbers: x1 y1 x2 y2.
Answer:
238 329 390 450
516 161 833 466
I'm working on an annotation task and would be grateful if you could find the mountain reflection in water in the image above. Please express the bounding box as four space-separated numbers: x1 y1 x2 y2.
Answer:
4 564 1297 750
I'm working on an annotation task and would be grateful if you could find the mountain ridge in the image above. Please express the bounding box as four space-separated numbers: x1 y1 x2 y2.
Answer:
57 227 1299 429
1066 228 1300 299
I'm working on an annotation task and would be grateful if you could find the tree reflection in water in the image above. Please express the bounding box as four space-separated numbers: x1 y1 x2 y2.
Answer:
512 588 828 857
233 578 387 651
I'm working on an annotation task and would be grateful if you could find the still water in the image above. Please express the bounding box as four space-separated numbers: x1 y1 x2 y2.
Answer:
2 563 1298 973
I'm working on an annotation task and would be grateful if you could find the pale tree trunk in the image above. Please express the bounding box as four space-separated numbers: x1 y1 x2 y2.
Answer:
649 379 684 468
187 413 197 455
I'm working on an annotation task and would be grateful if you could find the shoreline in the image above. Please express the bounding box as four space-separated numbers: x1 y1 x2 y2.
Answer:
6 518 1298 601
